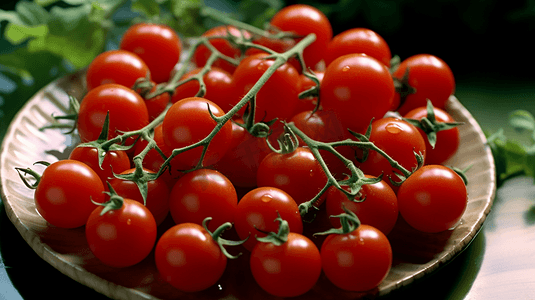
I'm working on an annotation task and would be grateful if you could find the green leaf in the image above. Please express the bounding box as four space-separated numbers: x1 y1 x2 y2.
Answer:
0 9 23 24
15 1 49 25
168 0 206 36
4 23 49 44
131 0 160 17
34 0 62 6
502 139 528 179
509 110 535 133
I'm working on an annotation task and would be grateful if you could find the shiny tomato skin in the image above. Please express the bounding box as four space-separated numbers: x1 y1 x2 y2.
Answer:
356 117 427 192
320 224 392 291
256 147 327 206
403 106 460 165
320 53 394 133
120 23 181 83
250 232 321 298
77 83 149 144
155 223 227 292
109 168 170 226
86 49 150 91
270 4 333 68
234 187 303 251
392 54 455 115
68 146 131 187
85 198 157 268
168 169 237 232
325 28 391 67
139 82 170 121
397 165 467 233
326 175 398 236
161 96 232 169
232 53 300 122
34 160 105 228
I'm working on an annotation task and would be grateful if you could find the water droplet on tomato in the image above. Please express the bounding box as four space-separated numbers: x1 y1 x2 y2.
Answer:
127 218 132 225
261 194 273 203
386 123 403 134
342 66 350 72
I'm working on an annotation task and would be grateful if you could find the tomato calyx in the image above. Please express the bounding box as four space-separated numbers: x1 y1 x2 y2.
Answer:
393 66 417 108
255 213 290 246
112 165 159 206
202 217 247 259
314 205 361 236
14 161 50 189
298 70 321 113
448 165 471 186
40 95 79 133
266 123 299 154
403 100 464 149
95 183 125 216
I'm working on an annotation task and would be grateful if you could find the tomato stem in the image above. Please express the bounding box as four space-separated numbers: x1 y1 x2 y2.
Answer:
202 217 247 260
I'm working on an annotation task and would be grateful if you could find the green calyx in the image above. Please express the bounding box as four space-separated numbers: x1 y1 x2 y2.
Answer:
255 213 289 246
266 123 299 154
40 95 80 133
314 205 361 236
94 183 124 216
202 217 247 260
14 161 51 189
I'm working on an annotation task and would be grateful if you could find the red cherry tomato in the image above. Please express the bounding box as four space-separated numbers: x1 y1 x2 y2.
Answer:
77 83 149 145
326 175 398 236
397 165 467 233
270 4 333 68
161 96 232 169
320 53 394 133
120 23 181 83
325 28 391 67
392 54 455 115
85 198 157 268
68 146 131 187
109 168 170 226
86 49 150 91
32 160 105 228
155 222 227 292
137 82 170 121
320 224 392 291
403 106 460 165
250 232 321 297
234 187 303 251
168 169 237 232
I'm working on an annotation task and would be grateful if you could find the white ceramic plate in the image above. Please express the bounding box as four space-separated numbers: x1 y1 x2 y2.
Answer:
0 69 496 299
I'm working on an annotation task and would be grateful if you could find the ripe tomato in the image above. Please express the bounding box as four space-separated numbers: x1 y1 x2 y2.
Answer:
32 160 105 228
392 54 455 115
234 187 303 251
68 146 131 187
155 222 227 292
320 53 394 133
171 67 234 112
356 117 426 192
320 224 392 291
137 82 170 121
324 28 391 67
250 232 321 297
397 165 467 233
403 106 460 165
256 147 327 206
168 169 237 232
161 96 232 169
77 83 149 145
120 23 181 83
269 4 333 68
85 49 150 91
194 25 251 74
85 198 157 268
232 53 300 122
109 168 170 226
325 175 398 236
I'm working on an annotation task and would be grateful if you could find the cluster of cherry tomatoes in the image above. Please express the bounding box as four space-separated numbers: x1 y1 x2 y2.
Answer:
16 3 470 298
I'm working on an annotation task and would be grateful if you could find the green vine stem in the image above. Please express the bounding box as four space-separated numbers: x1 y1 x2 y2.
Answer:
202 217 248 259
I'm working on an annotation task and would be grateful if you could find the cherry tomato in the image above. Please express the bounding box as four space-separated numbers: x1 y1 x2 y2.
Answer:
324 28 391 68
168 169 237 232
392 54 455 115
120 23 181 83
86 49 150 91
194 25 251 74
77 83 149 145
109 168 170 226
232 53 300 122
155 222 227 292
171 67 234 112
234 187 303 251
33 160 105 228
161 96 232 169
137 82 170 121
256 147 327 206
404 106 460 165
250 232 321 297
85 198 157 268
356 117 427 192
270 4 333 68
68 146 131 187
320 224 392 291
397 165 467 233
326 175 398 236
320 53 395 133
